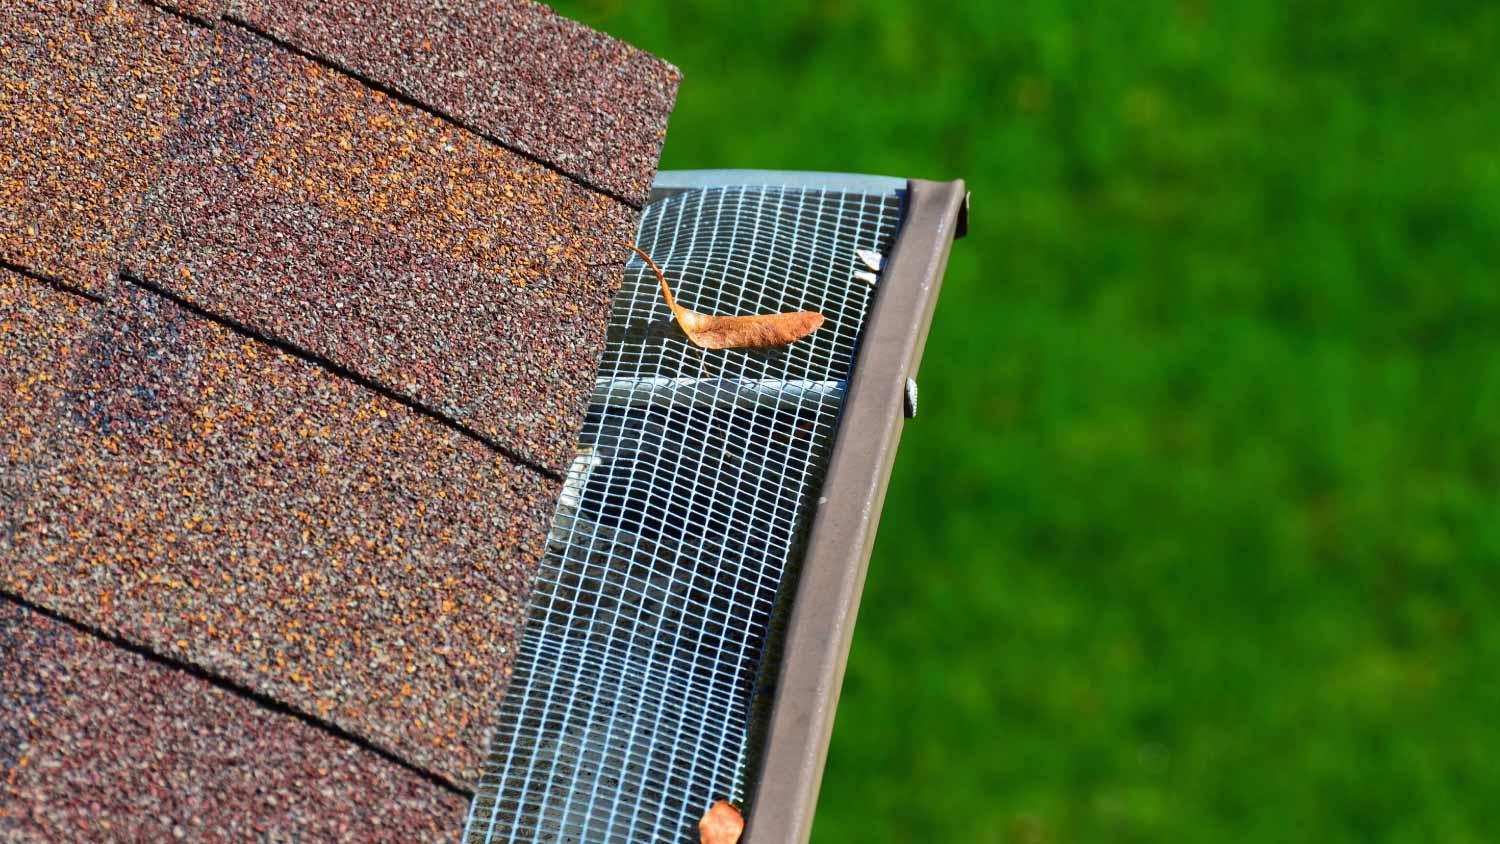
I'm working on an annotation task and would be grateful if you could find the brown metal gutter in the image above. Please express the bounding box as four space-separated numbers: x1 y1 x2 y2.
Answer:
746 178 968 843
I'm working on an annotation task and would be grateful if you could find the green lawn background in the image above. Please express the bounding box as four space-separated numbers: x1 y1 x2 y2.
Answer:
552 2 1500 840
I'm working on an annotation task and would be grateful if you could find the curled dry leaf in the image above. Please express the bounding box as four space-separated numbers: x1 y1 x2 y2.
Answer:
620 241 824 350
699 800 745 844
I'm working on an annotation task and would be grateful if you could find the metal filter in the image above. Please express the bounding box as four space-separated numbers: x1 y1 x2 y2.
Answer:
464 181 904 843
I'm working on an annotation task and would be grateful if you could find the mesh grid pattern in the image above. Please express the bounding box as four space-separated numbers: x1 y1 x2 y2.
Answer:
464 185 905 843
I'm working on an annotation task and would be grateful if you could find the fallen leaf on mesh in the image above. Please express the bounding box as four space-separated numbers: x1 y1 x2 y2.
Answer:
620 241 824 350
699 800 744 844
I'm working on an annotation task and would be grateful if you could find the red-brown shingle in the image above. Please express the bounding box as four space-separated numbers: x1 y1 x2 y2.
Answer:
0 0 206 295
227 0 679 203
3 0 680 832
154 0 227 23
6 281 557 783
0 600 466 843
127 25 632 472
0 269 97 545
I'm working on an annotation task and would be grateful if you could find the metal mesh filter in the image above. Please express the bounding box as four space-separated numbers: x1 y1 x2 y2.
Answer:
464 184 905 843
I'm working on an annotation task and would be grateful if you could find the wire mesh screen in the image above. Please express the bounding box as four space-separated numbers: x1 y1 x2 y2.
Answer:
464 184 905 844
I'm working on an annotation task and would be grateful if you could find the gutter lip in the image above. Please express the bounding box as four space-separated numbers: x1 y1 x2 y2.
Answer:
737 176 967 844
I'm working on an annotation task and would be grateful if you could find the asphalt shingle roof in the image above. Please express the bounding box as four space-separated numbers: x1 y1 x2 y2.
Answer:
0 268 96 535
227 0 680 203
0 600 466 842
6 281 558 784
0 0 206 295
0 0 677 836
127 25 633 472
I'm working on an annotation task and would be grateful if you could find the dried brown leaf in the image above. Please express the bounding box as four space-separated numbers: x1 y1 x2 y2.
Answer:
620 241 824 349
699 800 744 844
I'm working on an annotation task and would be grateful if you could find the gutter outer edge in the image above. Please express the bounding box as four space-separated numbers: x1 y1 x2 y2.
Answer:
745 178 968 844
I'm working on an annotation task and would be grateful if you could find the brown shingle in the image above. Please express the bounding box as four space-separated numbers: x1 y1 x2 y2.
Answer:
155 0 227 24
0 269 97 545
126 25 632 472
227 0 679 203
0 600 465 843
6 281 557 784
0 0 206 295
4 0 681 831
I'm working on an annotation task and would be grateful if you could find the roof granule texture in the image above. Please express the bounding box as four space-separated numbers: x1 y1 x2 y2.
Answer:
0 600 465 843
127 25 633 473
154 0 228 23
4 281 559 784
0 0 206 295
2 0 682 828
0 269 98 547
228 0 680 204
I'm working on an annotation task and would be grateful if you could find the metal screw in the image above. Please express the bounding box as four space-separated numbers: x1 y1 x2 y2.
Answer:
903 377 919 418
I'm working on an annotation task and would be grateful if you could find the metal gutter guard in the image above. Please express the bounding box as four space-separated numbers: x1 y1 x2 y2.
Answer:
464 171 967 844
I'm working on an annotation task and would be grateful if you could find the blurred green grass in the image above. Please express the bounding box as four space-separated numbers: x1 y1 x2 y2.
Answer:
554 2 1500 840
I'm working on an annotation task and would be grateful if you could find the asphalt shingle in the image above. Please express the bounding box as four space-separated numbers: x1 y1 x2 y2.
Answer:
5 281 558 784
3 0 680 831
127 25 632 472
0 269 98 548
0 0 206 295
226 0 679 203
0 600 466 843
154 0 228 24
